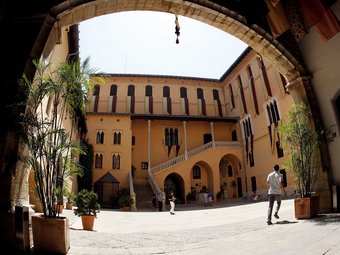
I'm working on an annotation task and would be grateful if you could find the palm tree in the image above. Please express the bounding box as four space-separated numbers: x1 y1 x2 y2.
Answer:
18 57 99 218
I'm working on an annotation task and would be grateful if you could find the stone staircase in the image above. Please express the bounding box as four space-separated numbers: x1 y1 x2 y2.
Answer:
133 178 155 210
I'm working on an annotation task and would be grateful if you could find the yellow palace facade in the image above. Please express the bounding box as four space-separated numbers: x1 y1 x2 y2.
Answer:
85 47 329 210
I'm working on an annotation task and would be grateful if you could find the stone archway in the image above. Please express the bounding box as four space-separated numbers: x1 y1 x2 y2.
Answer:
8 0 324 210
39 1 303 84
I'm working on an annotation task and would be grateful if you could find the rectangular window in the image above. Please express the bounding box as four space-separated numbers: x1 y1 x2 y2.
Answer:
193 166 201 179
132 136 135 145
141 162 148 170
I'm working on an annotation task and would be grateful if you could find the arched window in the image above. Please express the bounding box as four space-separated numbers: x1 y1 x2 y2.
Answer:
91 85 100 112
145 85 152 97
96 131 104 144
127 84 135 113
112 154 120 169
95 153 103 168
213 89 223 117
229 84 235 109
113 131 122 145
163 86 170 97
238 76 247 114
197 88 206 115
180 87 189 115
164 128 179 146
145 85 153 114
163 86 172 114
247 65 259 115
127 84 135 96
109 84 117 113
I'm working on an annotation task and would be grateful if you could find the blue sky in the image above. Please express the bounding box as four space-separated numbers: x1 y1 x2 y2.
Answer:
79 11 248 79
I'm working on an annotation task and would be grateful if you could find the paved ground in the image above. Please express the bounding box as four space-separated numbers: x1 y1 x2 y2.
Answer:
62 198 340 255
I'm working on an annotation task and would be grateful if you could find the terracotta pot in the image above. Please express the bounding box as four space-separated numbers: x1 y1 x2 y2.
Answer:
66 202 73 210
54 204 64 214
294 195 319 219
32 215 70 254
81 215 95 230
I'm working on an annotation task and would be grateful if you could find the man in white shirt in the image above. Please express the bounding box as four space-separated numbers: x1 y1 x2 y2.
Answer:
267 164 286 225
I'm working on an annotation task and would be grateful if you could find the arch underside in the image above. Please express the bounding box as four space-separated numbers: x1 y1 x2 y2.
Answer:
49 0 303 84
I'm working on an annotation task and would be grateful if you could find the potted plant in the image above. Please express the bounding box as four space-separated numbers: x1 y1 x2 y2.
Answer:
17 58 97 254
65 190 75 210
74 189 100 230
118 195 133 211
278 102 320 219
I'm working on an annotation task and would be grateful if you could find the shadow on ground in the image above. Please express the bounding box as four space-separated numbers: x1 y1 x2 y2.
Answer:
275 220 298 224
307 213 340 225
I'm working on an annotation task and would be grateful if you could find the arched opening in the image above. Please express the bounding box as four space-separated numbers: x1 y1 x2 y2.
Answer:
164 173 185 204
219 154 243 200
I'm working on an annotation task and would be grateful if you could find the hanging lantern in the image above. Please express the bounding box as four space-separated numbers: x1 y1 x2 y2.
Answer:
175 14 180 44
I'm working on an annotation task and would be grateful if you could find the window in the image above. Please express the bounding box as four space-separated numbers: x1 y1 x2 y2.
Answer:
247 65 259 115
95 153 103 168
266 99 281 125
193 165 201 179
127 84 135 113
141 162 148 170
113 131 122 145
112 154 120 169
180 87 189 115
109 84 117 113
241 116 255 167
145 85 153 114
197 88 206 115
266 99 283 158
163 86 172 114
132 136 135 146
229 84 235 109
257 54 272 97
164 127 179 146
238 75 247 114
91 85 100 112
96 131 104 144
213 89 223 117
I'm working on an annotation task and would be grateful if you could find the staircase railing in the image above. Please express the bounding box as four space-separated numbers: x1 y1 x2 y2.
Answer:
151 141 240 175
148 171 161 196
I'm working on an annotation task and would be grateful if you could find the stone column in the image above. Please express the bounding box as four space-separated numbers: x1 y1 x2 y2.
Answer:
210 122 215 147
148 120 151 172
183 121 188 159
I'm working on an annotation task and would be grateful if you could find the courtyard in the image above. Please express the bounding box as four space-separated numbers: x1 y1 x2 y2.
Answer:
64 199 340 255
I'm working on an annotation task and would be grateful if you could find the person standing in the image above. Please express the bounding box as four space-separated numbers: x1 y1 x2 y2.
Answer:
151 194 157 211
158 192 164 211
267 164 286 225
169 191 176 215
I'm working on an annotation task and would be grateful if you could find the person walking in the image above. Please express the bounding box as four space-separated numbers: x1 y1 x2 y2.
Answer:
169 191 176 215
266 164 286 225
158 192 163 211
